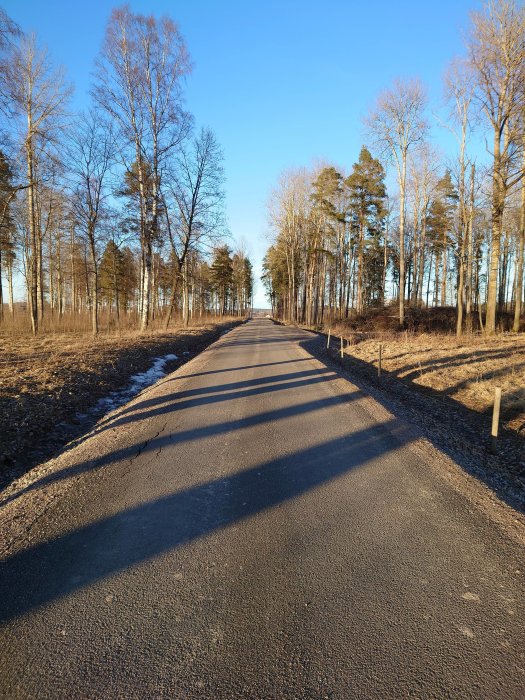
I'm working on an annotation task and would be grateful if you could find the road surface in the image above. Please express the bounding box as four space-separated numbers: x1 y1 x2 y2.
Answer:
0 318 523 699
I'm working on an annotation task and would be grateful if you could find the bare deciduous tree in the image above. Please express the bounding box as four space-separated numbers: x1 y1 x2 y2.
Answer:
93 6 192 331
68 110 115 335
407 144 440 308
468 0 525 333
267 169 311 323
0 8 20 121
6 34 71 333
443 58 476 335
365 78 428 326
164 127 225 327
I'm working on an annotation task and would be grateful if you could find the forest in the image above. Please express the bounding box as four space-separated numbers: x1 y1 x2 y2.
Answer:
262 0 525 336
0 5 254 336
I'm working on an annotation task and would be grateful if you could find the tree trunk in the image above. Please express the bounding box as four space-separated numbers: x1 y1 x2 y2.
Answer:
182 260 190 327
398 157 406 326
512 154 525 332
441 230 447 306
465 164 475 333
140 237 152 331
164 259 182 330
48 239 55 318
426 252 433 308
357 220 364 313
57 239 63 318
456 249 466 336
498 233 510 314
381 219 389 306
37 230 44 324
433 251 440 307
485 132 504 334
26 136 38 335
456 206 468 337
7 256 14 317
89 227 98 335
70 227 76 314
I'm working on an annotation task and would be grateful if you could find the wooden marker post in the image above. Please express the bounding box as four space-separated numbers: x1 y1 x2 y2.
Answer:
340 336 344 359
378 343 383 378
327 329 331 349
491 387 502 454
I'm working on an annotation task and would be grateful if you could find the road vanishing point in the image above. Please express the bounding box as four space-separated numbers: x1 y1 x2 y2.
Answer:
0 318 523 699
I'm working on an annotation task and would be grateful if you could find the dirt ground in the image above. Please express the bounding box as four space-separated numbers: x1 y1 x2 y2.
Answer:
0 319 242 488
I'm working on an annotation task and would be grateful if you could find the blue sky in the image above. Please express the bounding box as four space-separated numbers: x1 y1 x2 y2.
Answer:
4 0 481 306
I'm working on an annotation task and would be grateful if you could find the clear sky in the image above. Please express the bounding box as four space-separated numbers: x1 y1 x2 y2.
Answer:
3 0 481 307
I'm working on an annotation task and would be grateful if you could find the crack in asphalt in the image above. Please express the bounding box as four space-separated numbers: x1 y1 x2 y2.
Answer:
126 422 169 470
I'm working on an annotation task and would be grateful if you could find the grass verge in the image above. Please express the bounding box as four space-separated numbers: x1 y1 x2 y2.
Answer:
0 318 242 489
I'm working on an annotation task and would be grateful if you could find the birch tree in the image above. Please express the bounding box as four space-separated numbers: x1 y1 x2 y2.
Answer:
468 0 525 333
442 59 476 334
407 145 440 307
6 34 71 333
365 79 427 326
268 169 310 323
94 6 191 331
513 150 525 331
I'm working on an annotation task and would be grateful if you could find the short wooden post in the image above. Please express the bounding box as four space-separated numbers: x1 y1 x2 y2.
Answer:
491 387 502 454
378 343 383 378
327 329 331 349
340 336 344 359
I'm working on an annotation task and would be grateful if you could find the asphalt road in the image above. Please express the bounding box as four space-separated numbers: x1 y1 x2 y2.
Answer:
0 318 523 699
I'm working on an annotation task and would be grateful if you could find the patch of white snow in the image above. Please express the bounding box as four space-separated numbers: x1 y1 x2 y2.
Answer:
78 353 178 421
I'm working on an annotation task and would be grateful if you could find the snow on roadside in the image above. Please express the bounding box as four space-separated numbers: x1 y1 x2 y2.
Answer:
78 353 178 419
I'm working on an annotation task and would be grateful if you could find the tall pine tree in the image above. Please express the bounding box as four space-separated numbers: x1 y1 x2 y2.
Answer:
345 146 386 313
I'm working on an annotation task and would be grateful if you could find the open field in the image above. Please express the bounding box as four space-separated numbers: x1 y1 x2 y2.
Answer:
0 317 242 486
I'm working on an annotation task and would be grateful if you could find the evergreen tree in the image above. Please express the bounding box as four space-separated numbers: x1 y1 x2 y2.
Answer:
345 146 386 312
262 245 287 316
99 241 137 321
211 245 233 315
232 252 253 315
426 171 458 305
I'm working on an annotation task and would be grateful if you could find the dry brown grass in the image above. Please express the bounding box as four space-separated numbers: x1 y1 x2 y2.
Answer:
327 323 525 436
0 316 242 483
0 308 230 337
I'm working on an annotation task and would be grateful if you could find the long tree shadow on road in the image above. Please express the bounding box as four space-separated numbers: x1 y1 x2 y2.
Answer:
0 417 412 624
0 368 349 507
95 366 334 429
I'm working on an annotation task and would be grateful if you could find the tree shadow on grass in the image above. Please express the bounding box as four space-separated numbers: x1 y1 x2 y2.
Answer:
390 349 523 383
307 333 525 515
